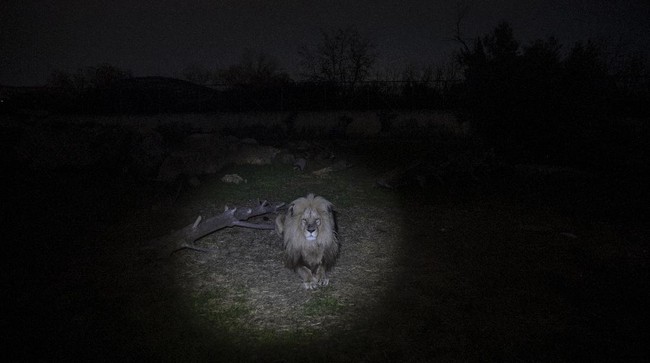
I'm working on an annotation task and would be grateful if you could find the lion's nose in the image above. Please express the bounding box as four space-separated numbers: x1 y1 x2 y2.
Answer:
307 225 316 233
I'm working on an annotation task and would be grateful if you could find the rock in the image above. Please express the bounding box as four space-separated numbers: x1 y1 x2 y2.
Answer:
312 167 333 177
230 144 280 165
221 174 246 184
277 152 296 165
293 158 307 171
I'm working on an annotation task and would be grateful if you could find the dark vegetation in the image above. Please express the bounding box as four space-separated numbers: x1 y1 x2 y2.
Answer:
2 23 648 172
457 22 649 166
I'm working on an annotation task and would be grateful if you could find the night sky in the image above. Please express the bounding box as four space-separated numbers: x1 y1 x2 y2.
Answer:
2 0 649 87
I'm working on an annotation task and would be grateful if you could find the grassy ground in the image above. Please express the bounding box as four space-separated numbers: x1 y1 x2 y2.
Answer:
3 134 648 362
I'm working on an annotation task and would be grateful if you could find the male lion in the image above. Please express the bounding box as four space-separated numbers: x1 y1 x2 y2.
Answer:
275 193 339 289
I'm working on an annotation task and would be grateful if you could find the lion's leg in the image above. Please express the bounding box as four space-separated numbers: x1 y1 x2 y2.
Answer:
296 265 317 289
274 214 285 237
314 264 329 286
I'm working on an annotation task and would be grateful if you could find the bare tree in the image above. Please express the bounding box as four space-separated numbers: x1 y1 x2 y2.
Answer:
218 49 290 87
48 70 77 89
86 64 132 88
451 1 472 54
48 64 131 90
299 27 377 87
401 63 435 85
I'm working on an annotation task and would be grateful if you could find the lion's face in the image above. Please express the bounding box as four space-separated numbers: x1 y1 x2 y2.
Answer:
299 207 322 241
285 194 334 244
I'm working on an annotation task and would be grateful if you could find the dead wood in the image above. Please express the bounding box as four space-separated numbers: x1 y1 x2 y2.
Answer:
145 200 285 257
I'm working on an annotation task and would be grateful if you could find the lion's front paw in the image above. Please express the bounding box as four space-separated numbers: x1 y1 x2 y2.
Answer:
319 278 330 286
302 281 318 290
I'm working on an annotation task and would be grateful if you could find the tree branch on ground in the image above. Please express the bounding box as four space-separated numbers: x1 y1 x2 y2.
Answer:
145 200 285 257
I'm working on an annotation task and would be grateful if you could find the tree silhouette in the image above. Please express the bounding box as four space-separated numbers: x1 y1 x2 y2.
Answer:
218 49 291 88
182 64 215 86
456 22 621 165
299 27 377 87
48 64 131 90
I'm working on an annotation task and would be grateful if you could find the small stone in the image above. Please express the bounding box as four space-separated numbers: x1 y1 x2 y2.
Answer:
221 174 245 184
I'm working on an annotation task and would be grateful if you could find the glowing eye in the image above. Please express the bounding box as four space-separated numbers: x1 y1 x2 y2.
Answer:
301 219 307 224
315 219 321 225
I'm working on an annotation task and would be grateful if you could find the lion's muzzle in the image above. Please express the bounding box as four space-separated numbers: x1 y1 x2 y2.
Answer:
304 222 319 241
305 229 318 241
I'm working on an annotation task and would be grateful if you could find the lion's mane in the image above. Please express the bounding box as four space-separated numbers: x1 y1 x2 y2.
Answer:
275 193 339 288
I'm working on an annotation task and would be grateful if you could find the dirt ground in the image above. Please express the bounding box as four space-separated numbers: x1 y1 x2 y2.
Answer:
3 138 649 362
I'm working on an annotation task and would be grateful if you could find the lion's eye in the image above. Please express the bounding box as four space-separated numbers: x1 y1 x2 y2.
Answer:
301 219 307 225
315 218 321 225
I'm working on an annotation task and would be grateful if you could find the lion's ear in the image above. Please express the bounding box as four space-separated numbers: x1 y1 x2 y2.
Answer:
288 203 295 217
327 203 335 216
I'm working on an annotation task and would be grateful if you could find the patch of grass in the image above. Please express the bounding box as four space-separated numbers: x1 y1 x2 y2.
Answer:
192 289 251 328
205 164 301 200
191 162 394 210
302 294 343 316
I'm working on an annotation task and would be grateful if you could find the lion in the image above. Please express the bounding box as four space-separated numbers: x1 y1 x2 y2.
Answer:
275 193 339 289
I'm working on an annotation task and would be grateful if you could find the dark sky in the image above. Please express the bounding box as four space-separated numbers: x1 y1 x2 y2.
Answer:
2 0 649 86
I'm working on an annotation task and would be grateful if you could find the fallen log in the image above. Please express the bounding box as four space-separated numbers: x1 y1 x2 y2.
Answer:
145 200 285 257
